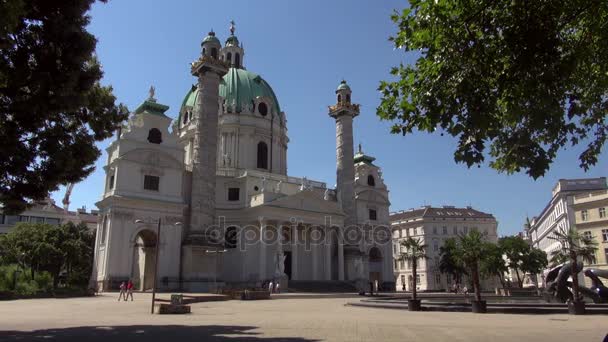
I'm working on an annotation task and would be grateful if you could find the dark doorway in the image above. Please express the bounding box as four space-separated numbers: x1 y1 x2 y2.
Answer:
284 251 292 280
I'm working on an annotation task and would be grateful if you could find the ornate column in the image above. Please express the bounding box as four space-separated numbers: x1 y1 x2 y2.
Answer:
311 226 319 280
291 223 298 280
188 41 228 235
259 217 267 281
338 239 345 281
325 227 332 280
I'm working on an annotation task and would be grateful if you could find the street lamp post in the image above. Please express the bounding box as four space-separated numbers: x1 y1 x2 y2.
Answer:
135 218 181 314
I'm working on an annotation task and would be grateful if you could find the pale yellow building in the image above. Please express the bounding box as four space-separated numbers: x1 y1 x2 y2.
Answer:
571 190 608 287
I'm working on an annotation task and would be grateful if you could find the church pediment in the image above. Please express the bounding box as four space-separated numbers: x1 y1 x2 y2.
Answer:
120 148 183 169
355 189 390 205
261 190 343 215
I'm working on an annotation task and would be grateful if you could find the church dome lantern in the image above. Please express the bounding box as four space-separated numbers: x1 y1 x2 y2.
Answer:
336 80 352 104
221 20 245 68
201 30 221 59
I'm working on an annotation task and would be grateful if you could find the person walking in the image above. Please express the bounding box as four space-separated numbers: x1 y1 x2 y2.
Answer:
118 281 126 301
463 285 469 296
268 281 274 294
125 280 134 301
275 282 280 294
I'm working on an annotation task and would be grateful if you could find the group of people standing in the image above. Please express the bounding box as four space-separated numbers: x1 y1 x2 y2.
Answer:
118 280 135 301
451 283 469 295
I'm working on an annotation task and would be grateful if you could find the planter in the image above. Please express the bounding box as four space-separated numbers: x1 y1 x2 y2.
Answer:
471 300 487 313
568 301 586 315
408 299 422 311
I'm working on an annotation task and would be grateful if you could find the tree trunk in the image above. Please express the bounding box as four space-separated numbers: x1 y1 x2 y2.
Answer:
570 253 580 303
473 263 482 302
498 275 506 290
514 269 522 288
412 260 417 300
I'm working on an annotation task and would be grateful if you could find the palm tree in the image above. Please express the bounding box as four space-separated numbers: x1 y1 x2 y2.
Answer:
456 230 490 303
400 237 427 301
439 238 466 286
548 229 598 305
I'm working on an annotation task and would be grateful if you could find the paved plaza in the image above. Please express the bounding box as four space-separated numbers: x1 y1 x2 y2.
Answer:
0 293 607 341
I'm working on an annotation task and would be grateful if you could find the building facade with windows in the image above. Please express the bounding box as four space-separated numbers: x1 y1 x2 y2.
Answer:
92 26 393 292
571 189 608 288
0 197 99 234
390 206 499 292
527 177 607 286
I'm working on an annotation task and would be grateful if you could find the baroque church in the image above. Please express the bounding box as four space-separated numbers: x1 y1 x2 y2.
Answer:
92 24 393 292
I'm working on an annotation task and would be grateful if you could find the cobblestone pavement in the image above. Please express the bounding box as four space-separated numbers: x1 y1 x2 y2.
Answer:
0 293 606 341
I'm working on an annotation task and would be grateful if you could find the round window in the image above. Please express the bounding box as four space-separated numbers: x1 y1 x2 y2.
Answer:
258 102 268 116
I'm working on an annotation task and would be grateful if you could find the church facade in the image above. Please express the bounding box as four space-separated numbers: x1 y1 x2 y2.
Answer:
92 26 393 292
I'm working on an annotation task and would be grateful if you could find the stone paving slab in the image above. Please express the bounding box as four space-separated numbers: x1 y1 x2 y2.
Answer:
0 293 607 341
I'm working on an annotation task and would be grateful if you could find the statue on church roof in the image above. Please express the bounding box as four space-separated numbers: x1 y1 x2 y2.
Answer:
148 85 156 101
230 20 236 35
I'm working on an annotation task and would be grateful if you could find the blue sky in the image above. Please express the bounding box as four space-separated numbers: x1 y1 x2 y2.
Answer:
51 0 607 236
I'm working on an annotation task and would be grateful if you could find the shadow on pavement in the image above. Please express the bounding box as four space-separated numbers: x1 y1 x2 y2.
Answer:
0 325 319 342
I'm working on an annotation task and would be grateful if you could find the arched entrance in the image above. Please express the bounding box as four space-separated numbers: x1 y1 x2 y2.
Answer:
131 229 157 291
368 246 383 290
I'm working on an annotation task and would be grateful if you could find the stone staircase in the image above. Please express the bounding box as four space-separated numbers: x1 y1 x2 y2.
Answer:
287 281 358 293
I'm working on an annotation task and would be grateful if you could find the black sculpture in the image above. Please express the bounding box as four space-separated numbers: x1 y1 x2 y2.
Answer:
544 262 608 303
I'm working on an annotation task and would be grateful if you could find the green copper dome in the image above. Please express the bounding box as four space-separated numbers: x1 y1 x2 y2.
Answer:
179 68 281 121
225 35 239 47
337 80 351 91
202 31 220 45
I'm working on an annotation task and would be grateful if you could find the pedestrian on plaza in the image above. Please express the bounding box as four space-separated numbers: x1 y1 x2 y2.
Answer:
118 281 126 301
125 280 134 301
369 281 374 296
463 286 469 296
268 281 274 294
402 283 406 292
275 282 280 294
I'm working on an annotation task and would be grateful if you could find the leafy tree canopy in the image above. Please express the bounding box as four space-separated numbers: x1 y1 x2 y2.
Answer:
378 0 608 178
0 0 127 213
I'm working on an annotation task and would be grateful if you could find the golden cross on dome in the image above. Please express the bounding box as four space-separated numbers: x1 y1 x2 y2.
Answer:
230 20 236 35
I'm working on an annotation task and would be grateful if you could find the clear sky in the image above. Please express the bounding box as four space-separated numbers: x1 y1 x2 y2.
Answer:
51 0 607 236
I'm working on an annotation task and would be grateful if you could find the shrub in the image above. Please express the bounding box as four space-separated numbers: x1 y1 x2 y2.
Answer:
15 280 38 296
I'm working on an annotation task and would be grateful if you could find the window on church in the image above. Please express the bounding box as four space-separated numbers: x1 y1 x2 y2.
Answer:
183 112 188 125
108 175 115 190
227 52 232 64
346 94 351 103
367 175 375 187
337 94 342 103
228 188 240 201
258 102 268 116
211 48 217 59
257 142 268 169
369 209 377 221
225 226 238 249
147 128 162 144
235 53 240 67
144 175 160 191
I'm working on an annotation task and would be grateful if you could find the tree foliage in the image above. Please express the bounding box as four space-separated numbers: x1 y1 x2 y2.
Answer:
400 237 427 300
438 237 466 284
0 0 127 213
480 243 507 289
499 235 548 288
378 0 608 179
0 222 95 289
